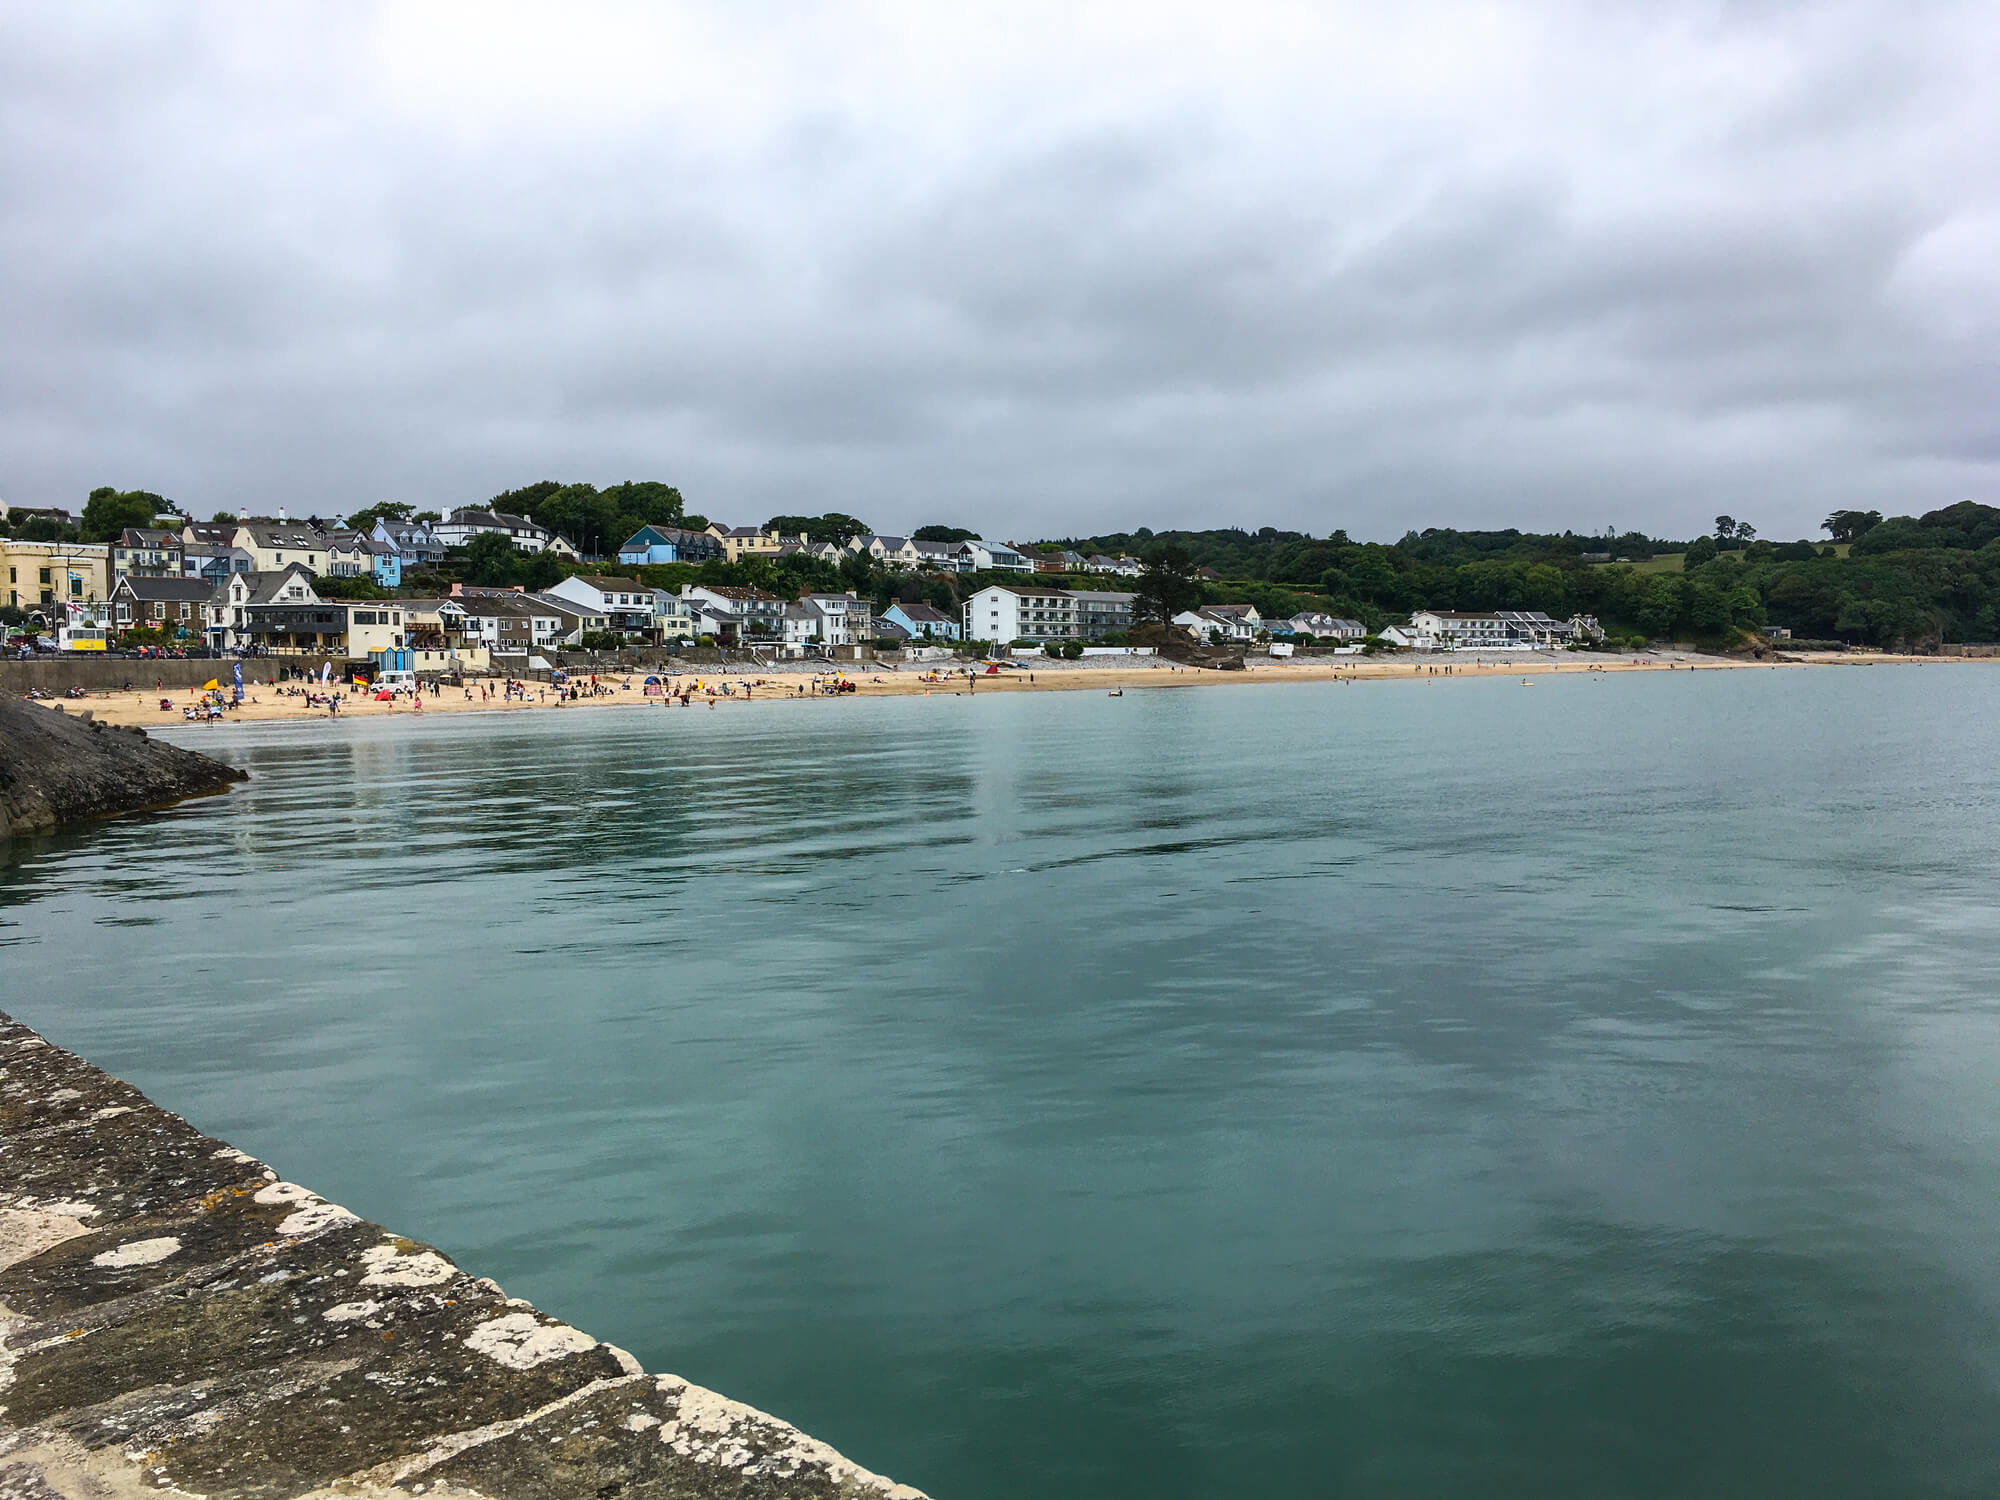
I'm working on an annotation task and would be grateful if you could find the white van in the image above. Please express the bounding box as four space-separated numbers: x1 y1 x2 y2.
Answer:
373 670 417 694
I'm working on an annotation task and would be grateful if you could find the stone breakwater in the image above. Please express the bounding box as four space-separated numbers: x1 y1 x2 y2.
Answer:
0 1013 927 1499
0 694 247 840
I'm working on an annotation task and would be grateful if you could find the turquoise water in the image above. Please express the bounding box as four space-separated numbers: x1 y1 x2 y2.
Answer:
8 668 2000 1496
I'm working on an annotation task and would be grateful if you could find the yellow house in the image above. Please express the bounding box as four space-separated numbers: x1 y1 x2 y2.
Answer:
233 522 330 575
705 524 794 563
0 540 111 611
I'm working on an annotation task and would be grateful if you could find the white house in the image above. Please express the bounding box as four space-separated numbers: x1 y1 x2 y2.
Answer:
652 588 696 641
1085 554 1142 577
963 583 1079 643
682 584 785 642
204 566 320 651
1407 609 1581 649
433 508 557 553
543 574 657 636
1204 603 1262 639
1174 606 1257 643
960 540 1033 573
1282 612 1365 641
790 592 870 645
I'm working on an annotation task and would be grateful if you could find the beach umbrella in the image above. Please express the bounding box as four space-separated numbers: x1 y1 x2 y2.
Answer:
644 674 661 684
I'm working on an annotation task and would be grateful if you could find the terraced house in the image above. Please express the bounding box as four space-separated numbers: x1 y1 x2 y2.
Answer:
111 528 184 584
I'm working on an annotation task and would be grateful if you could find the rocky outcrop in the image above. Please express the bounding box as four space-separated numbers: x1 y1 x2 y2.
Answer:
0 695 246 839
1128 623 1247 671
0 1012 928 1499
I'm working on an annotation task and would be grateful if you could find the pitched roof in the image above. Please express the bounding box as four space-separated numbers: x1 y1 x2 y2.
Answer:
446 508 544 532
114 576 212 602
621 525 678 547
694 584 781 602
892 601 953 623
239 567 317 605
243 524 329 548
117 528 181 548
567 574 647 592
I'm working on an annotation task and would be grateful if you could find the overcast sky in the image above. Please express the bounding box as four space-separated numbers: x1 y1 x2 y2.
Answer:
2 1 1994 541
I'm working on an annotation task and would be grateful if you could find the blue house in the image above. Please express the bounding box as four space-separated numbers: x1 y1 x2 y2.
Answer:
366 539 403 589
618 526 681 566
882 601 960 640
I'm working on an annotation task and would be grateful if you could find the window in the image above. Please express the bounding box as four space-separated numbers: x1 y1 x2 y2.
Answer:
40 568 51 584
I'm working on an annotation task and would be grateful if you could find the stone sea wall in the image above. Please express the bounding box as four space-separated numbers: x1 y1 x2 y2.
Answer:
0 660 256 696
0 1013 927 1499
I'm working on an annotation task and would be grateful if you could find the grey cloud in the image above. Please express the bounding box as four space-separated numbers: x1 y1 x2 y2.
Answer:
1 0 1995 540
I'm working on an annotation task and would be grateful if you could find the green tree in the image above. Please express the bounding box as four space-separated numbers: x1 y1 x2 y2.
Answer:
913 524 976 543
767 512 870 544
1683 535 1719 570
600 481 685 528
1822 510 1882 543
344 501 413 536
80 487 166 543
489 480 564 519
1133 545 1203 624
312 575 390 600
460 531 520 586
1714 515 1738 544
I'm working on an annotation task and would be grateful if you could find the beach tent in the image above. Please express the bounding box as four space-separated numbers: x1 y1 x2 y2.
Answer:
643 674 661 684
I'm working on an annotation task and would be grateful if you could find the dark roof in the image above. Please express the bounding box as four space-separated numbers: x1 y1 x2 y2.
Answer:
569 574 647 592
114 577 212 602
893 602 953 623
696 585 781 602
117 528 181 548
237 567 318 605
446 509 543 532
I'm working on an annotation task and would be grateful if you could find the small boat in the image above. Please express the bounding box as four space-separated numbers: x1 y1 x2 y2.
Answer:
1108 689 1123 697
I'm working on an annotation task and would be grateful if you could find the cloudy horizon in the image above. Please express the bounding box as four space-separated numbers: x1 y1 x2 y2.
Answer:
3 0 1995 543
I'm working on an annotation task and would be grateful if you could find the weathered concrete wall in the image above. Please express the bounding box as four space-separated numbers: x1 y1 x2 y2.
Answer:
0 1013 928 1499
0 659 376 696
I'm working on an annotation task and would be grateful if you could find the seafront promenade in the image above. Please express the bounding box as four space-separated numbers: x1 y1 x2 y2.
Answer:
0 1011 926 1500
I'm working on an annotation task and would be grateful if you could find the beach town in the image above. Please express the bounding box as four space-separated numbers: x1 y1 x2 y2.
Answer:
5 502 1980 733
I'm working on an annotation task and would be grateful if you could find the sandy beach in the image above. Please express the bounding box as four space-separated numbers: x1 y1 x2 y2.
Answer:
16 647 1979 732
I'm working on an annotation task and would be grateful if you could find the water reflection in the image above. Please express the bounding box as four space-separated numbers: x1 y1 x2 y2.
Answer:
6 670 2000 1498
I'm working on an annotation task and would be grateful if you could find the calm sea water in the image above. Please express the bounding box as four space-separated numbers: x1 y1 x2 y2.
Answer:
7 667 2000 1497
